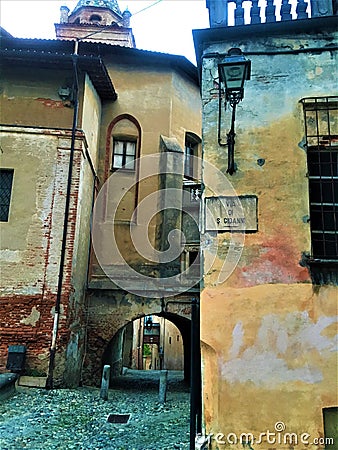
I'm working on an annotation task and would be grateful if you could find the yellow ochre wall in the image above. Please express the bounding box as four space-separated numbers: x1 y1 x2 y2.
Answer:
95 59 201 268
0 63 102 386
199 30 338 448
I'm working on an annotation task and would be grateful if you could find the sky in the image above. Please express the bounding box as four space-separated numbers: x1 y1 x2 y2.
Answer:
0 0 210 64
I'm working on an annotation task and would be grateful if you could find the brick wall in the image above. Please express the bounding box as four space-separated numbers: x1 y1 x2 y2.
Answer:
0 127 85 384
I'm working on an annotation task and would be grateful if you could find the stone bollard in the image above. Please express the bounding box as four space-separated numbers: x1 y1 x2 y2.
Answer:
100 365 110 401
158 370 168 403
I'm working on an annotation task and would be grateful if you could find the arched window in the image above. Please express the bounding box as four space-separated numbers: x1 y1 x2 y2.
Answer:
109 115 141 172
89 14 102 22
105 115 142 222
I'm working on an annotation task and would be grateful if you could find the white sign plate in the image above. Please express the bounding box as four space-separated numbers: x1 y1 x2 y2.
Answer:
205 195 258 232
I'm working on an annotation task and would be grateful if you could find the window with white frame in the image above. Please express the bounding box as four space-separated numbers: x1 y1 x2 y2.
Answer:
112 139 136 170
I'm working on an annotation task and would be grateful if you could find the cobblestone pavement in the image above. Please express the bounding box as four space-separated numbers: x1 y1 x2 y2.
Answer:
0 370 190 450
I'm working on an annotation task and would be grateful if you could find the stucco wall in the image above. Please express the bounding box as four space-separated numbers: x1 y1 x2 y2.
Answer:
0 68 102 385
91 61 201 271
63 76 102 385
0 128 82 380
1 66 74 129
199 27 337 448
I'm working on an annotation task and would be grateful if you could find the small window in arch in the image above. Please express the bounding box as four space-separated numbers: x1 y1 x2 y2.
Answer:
90 14 102 22
110 116 140 172
112 139 136 170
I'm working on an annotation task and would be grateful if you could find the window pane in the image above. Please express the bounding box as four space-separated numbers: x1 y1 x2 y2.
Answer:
113 155 123 168
126 142 136 156
0 169 14 222
113 140 124 155
311 206 337 231
112 139 136 170
324 234 338 257
329 110 338 135
184 144 196 178
312 235 325 258
313 233 338 258
318 110 329 136
306 110 318 136
125 156 135 169
309 151 338 177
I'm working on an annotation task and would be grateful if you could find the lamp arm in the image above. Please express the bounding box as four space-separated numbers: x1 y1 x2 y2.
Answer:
227 102 237 175
218 83 228 146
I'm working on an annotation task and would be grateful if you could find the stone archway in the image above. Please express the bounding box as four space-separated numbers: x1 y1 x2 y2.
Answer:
101 312 191 385
81 290 194 386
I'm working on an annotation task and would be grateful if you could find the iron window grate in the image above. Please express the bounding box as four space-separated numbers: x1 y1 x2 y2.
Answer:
0 169 14 222
301 96 338 259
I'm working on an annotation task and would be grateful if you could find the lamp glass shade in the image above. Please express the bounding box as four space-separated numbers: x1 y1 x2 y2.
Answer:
218 48 251 99
219 63 247 92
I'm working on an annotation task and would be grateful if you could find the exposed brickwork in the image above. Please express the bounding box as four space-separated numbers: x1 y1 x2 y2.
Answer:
0 128 85 383
81 291 193 385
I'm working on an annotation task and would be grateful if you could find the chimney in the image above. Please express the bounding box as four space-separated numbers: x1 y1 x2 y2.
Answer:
60 6 70 24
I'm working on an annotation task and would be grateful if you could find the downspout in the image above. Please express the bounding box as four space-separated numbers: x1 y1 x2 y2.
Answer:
161 298 202 448
46 40 79 389
189 296 201 450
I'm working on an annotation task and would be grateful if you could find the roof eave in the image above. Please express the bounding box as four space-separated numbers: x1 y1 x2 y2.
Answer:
0 44 117 101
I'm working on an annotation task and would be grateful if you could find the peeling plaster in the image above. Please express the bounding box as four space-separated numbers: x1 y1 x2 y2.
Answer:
0 249 22 263
229 321 244 359
50 304 66 320
220 313 337 386
20 306 40 326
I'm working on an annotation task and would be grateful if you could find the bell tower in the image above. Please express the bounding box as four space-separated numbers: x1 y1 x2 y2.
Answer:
55 0 135 47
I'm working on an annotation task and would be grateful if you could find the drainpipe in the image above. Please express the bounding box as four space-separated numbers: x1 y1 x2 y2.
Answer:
46 40 79 389
162 298 202 448
189 297 201 449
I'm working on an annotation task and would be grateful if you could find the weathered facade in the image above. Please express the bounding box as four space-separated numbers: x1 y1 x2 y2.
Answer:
0 36 116 386
194 0 337 447
0 0 201 388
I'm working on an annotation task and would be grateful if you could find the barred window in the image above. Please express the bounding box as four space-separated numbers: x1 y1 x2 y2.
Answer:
0 169 14 222
301 96 338 260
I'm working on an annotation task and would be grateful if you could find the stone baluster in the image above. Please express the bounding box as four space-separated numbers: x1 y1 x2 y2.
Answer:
280 0 292 20
311 0 333 17
265 0 277 21
296 0 309 18
250 0 262 23
234 0 245 25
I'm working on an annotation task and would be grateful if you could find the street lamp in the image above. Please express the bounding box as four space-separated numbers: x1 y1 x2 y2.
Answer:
218 48 251 175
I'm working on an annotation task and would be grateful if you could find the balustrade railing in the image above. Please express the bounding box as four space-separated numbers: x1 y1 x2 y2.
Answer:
207 0 336 27
229 0 310 26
